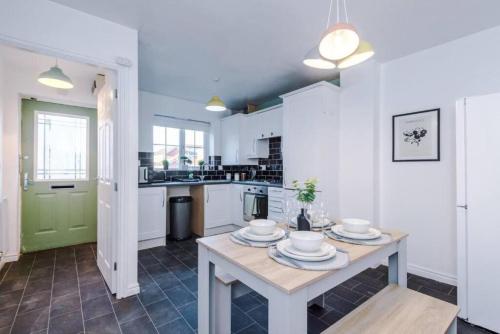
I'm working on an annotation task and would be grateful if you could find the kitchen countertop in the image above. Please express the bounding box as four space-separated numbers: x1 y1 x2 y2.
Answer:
139 180 283 188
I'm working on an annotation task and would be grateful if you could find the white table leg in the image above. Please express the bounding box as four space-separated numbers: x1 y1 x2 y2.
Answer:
214 278 231 334
268 287 308 334
446 318 457 334
198 244 215 334
388 238 407 287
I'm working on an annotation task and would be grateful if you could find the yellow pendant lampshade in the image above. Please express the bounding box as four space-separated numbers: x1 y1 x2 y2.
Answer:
318 23 360 60
303 47 336 69
206 95 226 112
337 40 374 69
37 64 74 89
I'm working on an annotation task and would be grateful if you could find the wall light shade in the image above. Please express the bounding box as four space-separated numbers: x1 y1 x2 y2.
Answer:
303 47 336 69
318 23 360 60
337 41 374 69
206 96 227 112
37 65 74 89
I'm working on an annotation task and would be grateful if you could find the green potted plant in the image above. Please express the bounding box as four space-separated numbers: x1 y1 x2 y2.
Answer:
291 178 318 231
162 159 169 170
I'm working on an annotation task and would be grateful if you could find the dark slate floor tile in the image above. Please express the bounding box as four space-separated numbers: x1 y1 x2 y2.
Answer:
112 296 145 324
157 318 194 334
352 282 384 297
247 304 268 329
138 271 154 286
307 313 329 334
339 278 360 290
450 286 457 297
11 306 49 334
48 310 83 334
231 304 255 333
181 275 198 292
52 280 78 298
138 283 166 306
145 298 181 327
76 260 98 274
329 285 365 304
164 285 195 307
0 263 11 281
0 278 28 295
0 326 10 334
50 292 81 318
325 294 358 314
120 315 157 334
79 280 107 302
18 291 51 314
85 313 121 334
145 263 170 278
78 270 102 286
237 323 267 334
24 277 53 296
82 295 113 320
0 290 23 311
233 293 261 312
320 308 345 325
419 286 457 304
53 268 77 284
29 267 54 281
178 301 197 331
139 255 159 268
307 303 332 318
458 319 493 334
170 264 196 281
0 305 18 329
409 275 454 295
352 273 387 290
155 272 182 291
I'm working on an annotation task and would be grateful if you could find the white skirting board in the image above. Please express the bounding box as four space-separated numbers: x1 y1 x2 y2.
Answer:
380 259 457 286
138 237 166 250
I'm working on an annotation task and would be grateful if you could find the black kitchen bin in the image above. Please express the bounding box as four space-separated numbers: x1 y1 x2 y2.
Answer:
169 196 193 241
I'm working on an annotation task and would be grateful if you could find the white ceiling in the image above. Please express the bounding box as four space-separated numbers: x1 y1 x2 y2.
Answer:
50 0 500 109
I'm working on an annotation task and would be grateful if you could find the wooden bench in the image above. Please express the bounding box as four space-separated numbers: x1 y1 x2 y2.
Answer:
322 285 459 334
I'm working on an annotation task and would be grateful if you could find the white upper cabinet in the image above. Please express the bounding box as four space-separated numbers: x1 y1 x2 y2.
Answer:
281 82 340 213
252 105 283 139
220 114 243 165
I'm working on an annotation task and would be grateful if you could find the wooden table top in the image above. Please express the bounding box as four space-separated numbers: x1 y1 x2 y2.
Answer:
197 229 408 294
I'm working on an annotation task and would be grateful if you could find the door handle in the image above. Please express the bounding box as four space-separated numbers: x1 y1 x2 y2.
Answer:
23 173 33 191
457 205 468 209
162 190 165 207
206 191 210 203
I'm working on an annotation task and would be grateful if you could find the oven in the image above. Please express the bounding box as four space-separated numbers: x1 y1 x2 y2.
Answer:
243 185 268 221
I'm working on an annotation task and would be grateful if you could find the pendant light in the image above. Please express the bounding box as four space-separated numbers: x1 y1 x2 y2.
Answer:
206 78 227 112
319 0 359 60
337 40 374 69
303 47 336 69
38 60 74 89
304 0 373 70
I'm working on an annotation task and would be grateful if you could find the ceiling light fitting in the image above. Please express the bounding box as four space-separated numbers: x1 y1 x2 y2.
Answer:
206 78 227 112
37 60 74 89
304 0 374 70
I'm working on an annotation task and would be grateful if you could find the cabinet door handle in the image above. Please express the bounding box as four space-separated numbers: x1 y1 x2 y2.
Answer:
206 191 210 203
162 190 165 207
240 191 242 202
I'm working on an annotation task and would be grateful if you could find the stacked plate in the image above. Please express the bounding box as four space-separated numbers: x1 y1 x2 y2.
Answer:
275 231 336 262
237 226 285 243
232 219 285 247
331 218 382 240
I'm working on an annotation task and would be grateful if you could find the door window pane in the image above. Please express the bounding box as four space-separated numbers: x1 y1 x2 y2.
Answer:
36 112 88 180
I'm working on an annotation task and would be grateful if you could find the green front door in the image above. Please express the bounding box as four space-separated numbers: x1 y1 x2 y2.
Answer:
21 99 97 252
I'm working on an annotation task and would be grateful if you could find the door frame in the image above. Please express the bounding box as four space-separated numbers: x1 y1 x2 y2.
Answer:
0 35 139 299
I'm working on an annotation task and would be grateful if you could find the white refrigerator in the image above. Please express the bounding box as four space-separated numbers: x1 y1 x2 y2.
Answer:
456 92 500 332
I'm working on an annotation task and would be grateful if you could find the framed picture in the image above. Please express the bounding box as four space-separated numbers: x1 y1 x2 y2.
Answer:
392 108 440 162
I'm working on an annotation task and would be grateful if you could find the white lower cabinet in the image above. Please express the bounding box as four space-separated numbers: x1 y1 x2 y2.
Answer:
138 187 167 241
204 184 231 229
267 187 285 222
231 184 245 227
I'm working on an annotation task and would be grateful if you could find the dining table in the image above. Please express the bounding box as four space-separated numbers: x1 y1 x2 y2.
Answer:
197 229 408 334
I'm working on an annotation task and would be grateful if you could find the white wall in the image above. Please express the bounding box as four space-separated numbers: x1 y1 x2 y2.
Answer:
0 0 139 297
339 60 380 225
379 25 500 284
139 90 230 154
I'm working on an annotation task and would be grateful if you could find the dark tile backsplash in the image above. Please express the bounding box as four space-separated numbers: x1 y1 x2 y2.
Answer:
138 137 282 183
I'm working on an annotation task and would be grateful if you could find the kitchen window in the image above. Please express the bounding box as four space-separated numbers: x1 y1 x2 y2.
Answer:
35 111 89 181
153 126 206 169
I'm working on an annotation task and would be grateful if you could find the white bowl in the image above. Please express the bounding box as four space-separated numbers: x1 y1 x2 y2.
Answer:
289 231 324 253
342 218 371 234
249 219 276 235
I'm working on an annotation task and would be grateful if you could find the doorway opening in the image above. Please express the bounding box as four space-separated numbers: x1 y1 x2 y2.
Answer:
0 43 119 294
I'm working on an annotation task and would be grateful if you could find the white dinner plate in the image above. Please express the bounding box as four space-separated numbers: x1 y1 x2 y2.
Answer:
277 239 336 262
332 225 382 240
239 227 285 242
290 218 332 228
285 242 334 257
